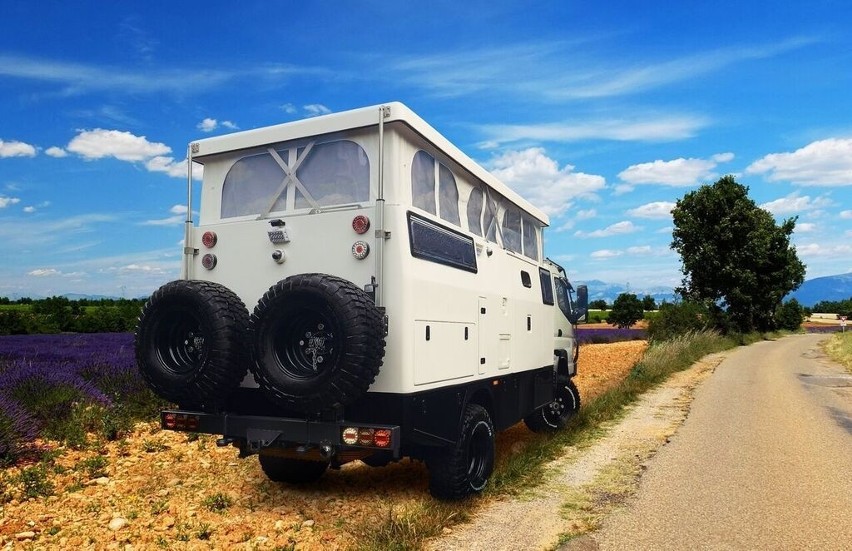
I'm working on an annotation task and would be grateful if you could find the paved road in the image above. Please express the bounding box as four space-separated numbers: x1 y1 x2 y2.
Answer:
585 334 852 550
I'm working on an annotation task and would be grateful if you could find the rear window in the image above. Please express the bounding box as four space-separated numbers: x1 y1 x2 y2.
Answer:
221 139 369 218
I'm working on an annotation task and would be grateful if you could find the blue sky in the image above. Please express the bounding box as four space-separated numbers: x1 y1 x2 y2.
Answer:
2 1 851 298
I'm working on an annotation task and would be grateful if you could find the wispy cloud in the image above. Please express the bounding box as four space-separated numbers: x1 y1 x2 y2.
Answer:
478 115 709 146
760 192 834 215
385 36 818 101
575 220 640 238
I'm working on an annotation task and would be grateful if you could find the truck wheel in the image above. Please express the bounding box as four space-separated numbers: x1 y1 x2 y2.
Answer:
258 454 328 484
427 403 495 500
135 280 249 409
250 274 385 413
523 377 581 433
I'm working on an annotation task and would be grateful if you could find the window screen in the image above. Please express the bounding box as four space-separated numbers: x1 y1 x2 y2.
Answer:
412 151 436 215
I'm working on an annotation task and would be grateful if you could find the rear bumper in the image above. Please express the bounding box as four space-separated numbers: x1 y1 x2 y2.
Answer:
161 410 401 456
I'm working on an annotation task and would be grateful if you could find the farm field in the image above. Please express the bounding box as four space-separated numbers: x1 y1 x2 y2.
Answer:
0 332 645 549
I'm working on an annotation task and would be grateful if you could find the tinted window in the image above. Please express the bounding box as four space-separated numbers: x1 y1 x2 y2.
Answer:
539 268 554 305
408 212 477 273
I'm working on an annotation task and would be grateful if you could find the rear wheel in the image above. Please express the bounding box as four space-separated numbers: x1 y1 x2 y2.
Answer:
135 280 249 409
524 377 581 433
427 403 495 500
258 454 329 484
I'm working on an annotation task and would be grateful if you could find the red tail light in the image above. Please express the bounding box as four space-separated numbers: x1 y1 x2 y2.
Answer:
202 231 217 248
352 215 370 234
201 254 217 270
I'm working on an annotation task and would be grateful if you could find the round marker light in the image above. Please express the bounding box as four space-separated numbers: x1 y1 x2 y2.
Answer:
374 429 392 448
352 215 370 235
202 231 218 248
358 428 375 446
342 427 359 446
201 254 217 270
352 241 370 260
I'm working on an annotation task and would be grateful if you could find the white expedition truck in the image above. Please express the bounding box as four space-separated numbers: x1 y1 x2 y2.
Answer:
135 103 588 500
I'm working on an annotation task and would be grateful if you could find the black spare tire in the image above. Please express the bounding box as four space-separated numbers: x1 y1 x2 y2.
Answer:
249 274 385 413
135 280 250 409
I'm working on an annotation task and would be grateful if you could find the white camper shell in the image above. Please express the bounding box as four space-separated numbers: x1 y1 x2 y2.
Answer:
135 103 588 500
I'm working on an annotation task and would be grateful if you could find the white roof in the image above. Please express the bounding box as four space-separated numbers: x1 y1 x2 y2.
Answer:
191 102 549 225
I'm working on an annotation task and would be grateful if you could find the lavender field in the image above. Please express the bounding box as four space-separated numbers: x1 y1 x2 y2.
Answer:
0 333 162 464
575 326 648 344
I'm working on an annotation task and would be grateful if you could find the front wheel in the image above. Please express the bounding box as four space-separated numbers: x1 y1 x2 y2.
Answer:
427 403 495 500
524 377 581 433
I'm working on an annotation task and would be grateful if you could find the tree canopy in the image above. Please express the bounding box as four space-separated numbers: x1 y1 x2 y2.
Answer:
671 175 805 333
608 293 644 329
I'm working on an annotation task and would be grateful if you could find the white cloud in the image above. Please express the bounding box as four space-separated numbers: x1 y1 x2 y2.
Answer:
169 204 188 215
303 104 331 117
45 146 68 158
142 204 189 226
591 249 623 259
796 242 852 258
577 209 597 220
626 245 652 255
23 206 35 213
612 183 635 196
197 118 238 132
145 156 203 180
486 147 605 217
627 201 676 219
795 223 817 233
746 138 852 186
618 153 733 186
759 192 833 215
67 129 170 161
281 103 297 114
575 220 639 238
841 210 852 219
28 268 61 277
0 139 37 158
0 196 21 208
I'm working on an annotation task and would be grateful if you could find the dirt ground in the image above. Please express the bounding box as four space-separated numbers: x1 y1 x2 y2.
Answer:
0 341 647 550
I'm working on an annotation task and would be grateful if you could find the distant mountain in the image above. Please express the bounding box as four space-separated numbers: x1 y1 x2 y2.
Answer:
788 273 852 307
576 279 677 306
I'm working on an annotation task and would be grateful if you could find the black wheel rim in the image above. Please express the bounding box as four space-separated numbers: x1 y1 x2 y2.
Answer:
467 421 492 489
272 306 341 379
154 308 207 375
542 383 577 427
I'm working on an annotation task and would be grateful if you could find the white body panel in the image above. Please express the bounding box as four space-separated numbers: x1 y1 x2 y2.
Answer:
187 103 571 396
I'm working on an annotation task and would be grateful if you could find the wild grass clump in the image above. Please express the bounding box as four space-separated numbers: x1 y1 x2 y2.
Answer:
824 331 852 373
354 502 467 551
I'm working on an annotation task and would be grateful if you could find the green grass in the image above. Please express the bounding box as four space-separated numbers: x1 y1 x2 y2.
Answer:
825 331 852 373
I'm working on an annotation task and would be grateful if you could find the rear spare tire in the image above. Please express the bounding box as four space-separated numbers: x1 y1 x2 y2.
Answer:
135 280 250 409
249 274 385 413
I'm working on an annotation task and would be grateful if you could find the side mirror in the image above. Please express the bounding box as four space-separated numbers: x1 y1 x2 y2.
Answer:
569 285 588 324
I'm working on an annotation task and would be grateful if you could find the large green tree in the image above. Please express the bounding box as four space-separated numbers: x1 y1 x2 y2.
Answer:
608 293 644 329
671 175 805 333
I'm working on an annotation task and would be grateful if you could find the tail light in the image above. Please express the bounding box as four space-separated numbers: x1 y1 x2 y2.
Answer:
202 231 217 248
162 412 200 431
352 215 370 234
341 426 393 448
201 254 217 270
352 241 369 260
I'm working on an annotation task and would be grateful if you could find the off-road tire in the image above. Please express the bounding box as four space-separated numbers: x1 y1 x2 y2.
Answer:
427 403 495 500
523 376 581 433
135 280 250 410
249 273 385 413
258 454 329 484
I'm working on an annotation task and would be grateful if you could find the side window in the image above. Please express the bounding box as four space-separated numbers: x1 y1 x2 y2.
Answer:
221 152 283 218
501 206 522 253
523 215 540 261
539 268 554 305
438 164 460 225
467 187 483 236
412 150 436 215
554 278 573 320
484 196 497 242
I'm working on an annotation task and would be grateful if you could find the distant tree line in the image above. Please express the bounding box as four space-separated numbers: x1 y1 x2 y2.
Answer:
0 297 146 335
809 297 852 318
